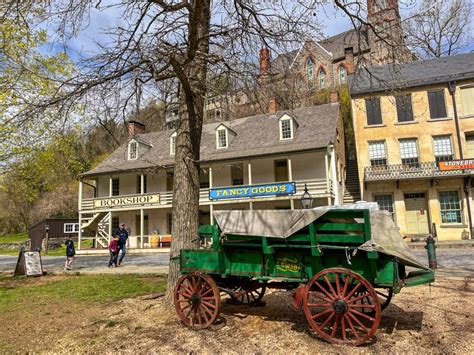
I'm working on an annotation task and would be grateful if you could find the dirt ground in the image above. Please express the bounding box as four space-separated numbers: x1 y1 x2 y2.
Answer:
3 275 463 354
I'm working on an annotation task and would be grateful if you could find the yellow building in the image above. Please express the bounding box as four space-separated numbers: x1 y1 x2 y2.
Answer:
350 53 474 241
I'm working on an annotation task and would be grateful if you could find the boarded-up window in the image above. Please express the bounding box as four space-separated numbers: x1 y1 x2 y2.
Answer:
365 98 382 125
461 87 474 116
428 90 447 119
396 94 414 122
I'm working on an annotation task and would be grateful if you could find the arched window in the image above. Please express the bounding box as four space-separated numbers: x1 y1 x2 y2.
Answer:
339 65 347 84
306 57 314 83
318 68 326 89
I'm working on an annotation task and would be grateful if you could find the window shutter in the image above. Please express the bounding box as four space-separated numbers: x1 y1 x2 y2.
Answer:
396 95 413 122
428 91 447 119
366 98 382 125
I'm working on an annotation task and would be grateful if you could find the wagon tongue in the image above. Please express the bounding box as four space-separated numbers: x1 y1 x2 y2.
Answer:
332 299 348 314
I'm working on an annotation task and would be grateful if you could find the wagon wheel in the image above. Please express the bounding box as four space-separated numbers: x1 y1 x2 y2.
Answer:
230 285 266 305
355 288 393 315
173 273 221 330
302 268 381 346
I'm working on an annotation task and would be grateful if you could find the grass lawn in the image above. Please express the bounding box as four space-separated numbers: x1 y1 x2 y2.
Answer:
0 233 28 244
0 274 167 351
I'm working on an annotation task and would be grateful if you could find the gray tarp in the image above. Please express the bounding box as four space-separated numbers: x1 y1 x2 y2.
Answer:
213 203 429 270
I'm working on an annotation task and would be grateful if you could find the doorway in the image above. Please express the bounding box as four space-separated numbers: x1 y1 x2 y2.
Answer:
135 214 149 236
404 192 429 235
274 159 288 182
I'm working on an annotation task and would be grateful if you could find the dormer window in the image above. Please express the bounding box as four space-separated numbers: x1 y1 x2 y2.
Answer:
279 114 295 140
217 128 228 148
128 140 138 160
170 132 177 155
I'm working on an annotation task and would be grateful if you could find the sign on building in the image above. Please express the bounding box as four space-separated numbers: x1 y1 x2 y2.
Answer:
93 194 160 209
209 182 296 200
438 159 474 171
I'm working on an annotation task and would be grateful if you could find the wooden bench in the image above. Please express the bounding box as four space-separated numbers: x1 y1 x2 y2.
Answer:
160 235 172 247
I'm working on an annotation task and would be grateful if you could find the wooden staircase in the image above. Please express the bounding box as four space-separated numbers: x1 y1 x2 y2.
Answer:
81 212 109 248
343 159 361 204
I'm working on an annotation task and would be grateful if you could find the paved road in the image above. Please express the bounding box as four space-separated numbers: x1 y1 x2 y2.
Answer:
0 248 472 276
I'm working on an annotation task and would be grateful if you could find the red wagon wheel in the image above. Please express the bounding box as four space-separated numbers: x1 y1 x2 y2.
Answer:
302 268 381 346
231 285 266 305
173 273 221 330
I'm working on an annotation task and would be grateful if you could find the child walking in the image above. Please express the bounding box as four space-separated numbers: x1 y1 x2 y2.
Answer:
108 235 119 268
64 235 76 271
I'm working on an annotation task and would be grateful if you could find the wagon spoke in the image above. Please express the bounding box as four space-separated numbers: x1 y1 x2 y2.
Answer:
314 281 335 301
344 282 361 301
311 308 333 319
201 300 217 309
307 303 331 308
344 314 361 341
347 311 370 331
341 274 350 297
350 309 375 322
335 273 341 296
350 303 375 309
318 311 335 330
201 287 214 297
348 291 371 304
341 315 347 341
330 315 339 337
323 275 338 298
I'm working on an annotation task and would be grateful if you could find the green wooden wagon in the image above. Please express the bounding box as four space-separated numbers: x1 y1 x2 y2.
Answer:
173 207 434 346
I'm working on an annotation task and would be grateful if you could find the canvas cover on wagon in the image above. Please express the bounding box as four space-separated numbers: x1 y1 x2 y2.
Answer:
213 203 428 270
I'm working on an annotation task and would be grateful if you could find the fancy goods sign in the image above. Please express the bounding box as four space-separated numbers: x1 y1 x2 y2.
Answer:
93 194 160 208
438 159 474 171
209 182 296 200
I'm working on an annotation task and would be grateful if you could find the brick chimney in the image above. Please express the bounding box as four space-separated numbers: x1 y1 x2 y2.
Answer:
330 91 339 103
127 120 146 137
268 98 280 114
344 47 354 73
259 47 270 77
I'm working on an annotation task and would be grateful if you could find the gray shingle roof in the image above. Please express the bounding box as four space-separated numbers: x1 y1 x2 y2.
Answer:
81 103 340 177
349 52 474 96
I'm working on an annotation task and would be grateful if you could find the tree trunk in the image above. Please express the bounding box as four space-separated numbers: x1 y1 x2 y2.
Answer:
164 0 211 303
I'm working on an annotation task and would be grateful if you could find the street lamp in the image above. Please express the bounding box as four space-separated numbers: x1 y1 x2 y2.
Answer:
300 184 314 209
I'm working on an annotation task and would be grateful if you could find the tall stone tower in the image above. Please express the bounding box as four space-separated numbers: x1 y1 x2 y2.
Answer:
367 0 412 64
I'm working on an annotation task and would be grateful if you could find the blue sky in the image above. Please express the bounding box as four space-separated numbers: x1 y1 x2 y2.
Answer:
44 1 474 62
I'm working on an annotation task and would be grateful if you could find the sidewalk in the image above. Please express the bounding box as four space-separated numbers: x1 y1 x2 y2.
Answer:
407 239 474 250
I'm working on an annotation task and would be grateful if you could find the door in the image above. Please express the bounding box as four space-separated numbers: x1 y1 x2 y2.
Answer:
404 193 429 235
466 134 474 159
274 160 288 182
166 172 174 191
135 214 149 235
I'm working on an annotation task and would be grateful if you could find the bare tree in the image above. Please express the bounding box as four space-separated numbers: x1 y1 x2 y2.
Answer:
404 0 473 58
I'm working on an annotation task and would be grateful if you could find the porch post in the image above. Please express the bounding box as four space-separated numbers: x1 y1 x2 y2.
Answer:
109 177 113 197
287 156 295 210
325 151 331 205
329 144 340 205
78 180 83 250
209 166 214 225
140 174 144 194
248 161 253 210
140 208 144 248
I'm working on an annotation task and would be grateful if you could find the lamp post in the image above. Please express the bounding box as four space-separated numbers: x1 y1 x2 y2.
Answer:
300 184 314 209
44 224 50 255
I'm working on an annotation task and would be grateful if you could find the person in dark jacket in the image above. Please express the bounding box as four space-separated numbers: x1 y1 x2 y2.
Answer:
114 223 129 266
64 235 76 271
108 235 119 268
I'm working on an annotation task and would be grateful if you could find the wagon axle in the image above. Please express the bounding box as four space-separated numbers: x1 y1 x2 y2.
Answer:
332 299 348 314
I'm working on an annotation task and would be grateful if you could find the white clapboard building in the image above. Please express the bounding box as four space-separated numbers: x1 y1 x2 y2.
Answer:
77 102 345 250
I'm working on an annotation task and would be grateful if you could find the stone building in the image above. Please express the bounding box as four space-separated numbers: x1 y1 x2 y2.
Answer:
349 52 474 241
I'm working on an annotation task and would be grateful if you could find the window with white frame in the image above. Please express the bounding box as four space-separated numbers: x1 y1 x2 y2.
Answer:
339 66 347 84
64 223 79 233
399 138 419 167
433 135 454 163
280 117 293 140
170 132 177 155
216 128 228 148
373 194 395 220
368 141 387 166
439 190 462 224
318 68 326 89
128 141 138 160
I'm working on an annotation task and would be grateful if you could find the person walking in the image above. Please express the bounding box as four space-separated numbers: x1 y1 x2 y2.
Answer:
108 235 119 268
114 223 129 266
64 235 76 271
